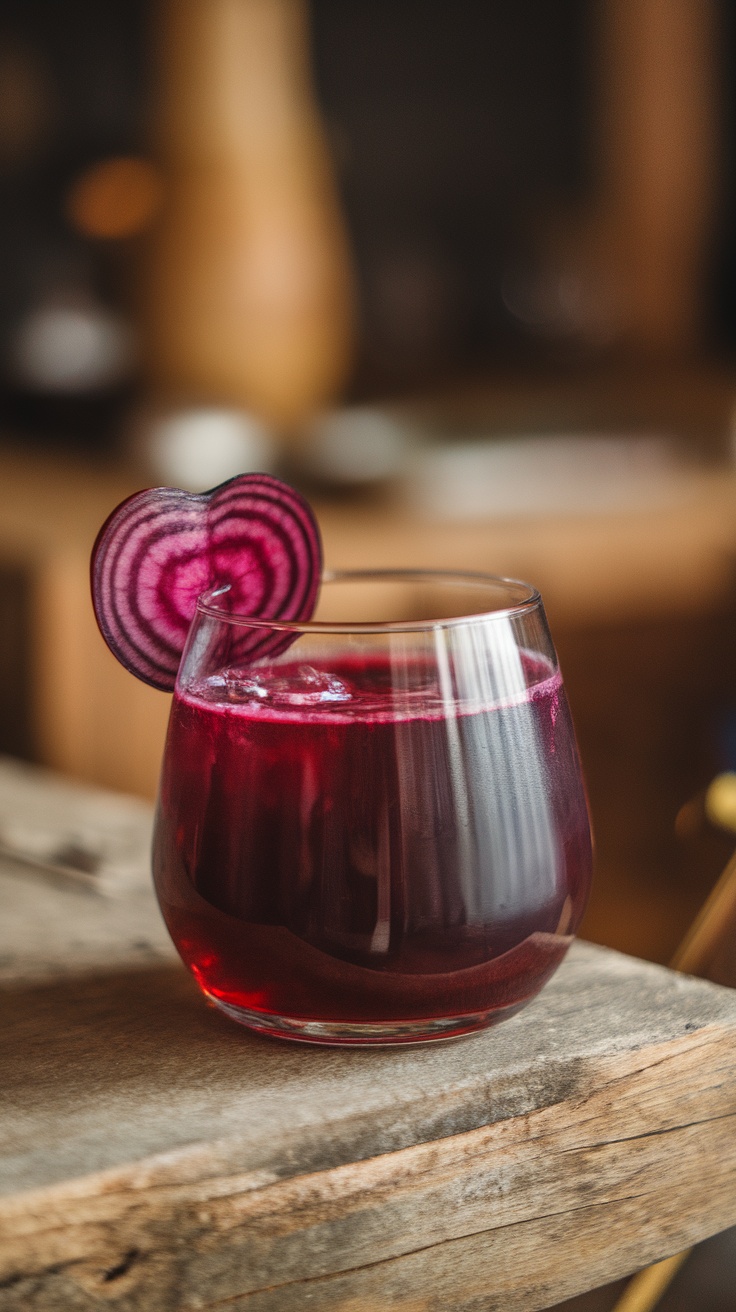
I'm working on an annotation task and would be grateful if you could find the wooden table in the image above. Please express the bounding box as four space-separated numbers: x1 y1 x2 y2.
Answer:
1 760 736 1311
0 442 735 800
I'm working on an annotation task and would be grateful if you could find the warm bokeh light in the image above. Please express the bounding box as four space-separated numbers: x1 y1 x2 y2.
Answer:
705 773 736 834
65 156 164 240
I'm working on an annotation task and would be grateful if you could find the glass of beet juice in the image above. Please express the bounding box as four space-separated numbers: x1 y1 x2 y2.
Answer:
153 570 592 1045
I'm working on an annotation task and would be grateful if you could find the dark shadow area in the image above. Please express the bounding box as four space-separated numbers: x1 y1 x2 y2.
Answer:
549 1225 736 1312
0 564 33 759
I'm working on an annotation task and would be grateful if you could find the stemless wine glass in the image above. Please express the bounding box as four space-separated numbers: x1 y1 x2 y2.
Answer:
152 570 592 1044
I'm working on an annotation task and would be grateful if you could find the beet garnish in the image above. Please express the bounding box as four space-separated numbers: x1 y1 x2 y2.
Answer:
91 473 322 691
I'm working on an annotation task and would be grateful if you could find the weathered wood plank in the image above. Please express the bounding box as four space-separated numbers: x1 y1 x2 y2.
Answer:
0 758 174 986
1 760 735 1309
1 942 735 1311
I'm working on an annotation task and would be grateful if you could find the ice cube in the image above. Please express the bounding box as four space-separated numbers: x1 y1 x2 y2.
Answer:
201 670 270 703
282 666 351 705
199 664 351 708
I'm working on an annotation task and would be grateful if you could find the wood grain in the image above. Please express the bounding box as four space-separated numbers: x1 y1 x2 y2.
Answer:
1 941 735 1311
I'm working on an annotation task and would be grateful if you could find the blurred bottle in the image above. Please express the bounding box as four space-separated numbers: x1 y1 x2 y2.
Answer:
142 0 354 434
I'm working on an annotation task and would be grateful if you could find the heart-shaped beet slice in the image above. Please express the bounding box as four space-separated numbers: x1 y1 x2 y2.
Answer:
91 474 322 691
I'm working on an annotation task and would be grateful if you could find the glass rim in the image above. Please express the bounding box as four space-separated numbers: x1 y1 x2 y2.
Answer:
195 569 542 634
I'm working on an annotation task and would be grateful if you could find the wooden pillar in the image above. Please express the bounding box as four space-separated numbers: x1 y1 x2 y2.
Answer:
592 0 719 353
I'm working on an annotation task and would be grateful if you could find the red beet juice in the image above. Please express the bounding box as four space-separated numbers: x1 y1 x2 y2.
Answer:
153 652 592 1041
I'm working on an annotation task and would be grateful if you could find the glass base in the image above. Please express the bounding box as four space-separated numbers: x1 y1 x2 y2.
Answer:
207 994 524 1046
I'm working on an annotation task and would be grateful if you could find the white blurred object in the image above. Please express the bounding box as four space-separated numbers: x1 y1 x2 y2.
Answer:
12 300 135 391
301 407 415 486
404 435 696 521
140 406 277 491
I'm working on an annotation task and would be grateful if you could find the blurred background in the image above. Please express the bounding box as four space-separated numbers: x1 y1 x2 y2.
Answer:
3 0 736 946
1 2 736 1305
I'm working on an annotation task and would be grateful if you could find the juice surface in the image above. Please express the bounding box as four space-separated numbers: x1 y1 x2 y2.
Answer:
153 654 592 1025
